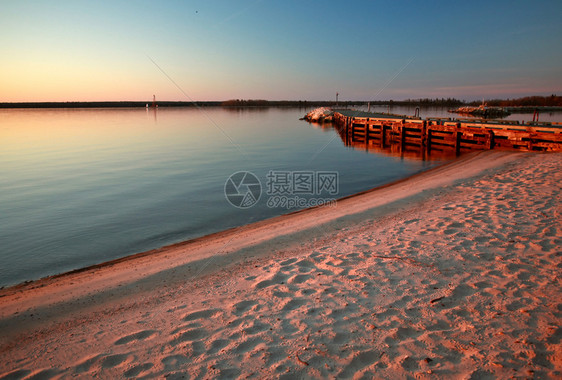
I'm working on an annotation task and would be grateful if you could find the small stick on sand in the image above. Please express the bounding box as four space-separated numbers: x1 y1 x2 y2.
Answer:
430 296 445 304
296 353 309 366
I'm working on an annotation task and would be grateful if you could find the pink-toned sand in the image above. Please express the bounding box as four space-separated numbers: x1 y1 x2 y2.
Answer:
0 151 560 379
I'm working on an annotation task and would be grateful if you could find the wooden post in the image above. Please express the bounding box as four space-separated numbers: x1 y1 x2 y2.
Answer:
329 113 562 154
390 123 396 145
365 118 370 145
454 123 462 155
342 116 346 143
420 120 427 149
400 119 406 152
487 129 494 150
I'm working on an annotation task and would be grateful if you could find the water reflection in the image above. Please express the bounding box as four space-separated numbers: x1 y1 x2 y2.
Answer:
0 107 446 287
146 105 158 123
354 105 562 124
309 120 458 161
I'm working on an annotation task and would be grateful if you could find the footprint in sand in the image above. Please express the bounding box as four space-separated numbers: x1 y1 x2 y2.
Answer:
506 300 528 312
123 363 154 378
279 258 298 266
171 321 203 335
324 257 344 267
114 330 157 345
166 305 187 313
546 327 562 344
170 328 208 346
373 308 400 321
18 368 61 379
407 240 422 249
271 290 291 299
399 356 419 371
438 284 476 308
467 369 495 379
242 320 270 335
207 339 230 355
295 259 316 273
426 319 452 332
225 316 246 329
195 341 210 356
288 274 312 284
253 272 290 289
472 280 491 289
73 354 105 374
391 326 422 342
443 221 464 235
0 369 32 380
337 350 379 378
281 298 306 311
182 308 220 322
216 368 242 379
539 239 556 252
404 307 422 319
101 353 131 369
354 243 371 249
450 283 476 299
232 300 258 315
459 239 474 249
297 288 317 296
516 270 532 281
332 332 351 344
161 354 189 371
233 338 264 354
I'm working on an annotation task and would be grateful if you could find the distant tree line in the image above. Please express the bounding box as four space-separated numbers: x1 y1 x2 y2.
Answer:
220 99 366 107
2 95 560 109
220 98 466 107
371 98 464 107
0 101 223 109
468 95 562 107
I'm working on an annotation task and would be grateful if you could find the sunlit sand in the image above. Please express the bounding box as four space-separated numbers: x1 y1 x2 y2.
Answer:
0 151 560 378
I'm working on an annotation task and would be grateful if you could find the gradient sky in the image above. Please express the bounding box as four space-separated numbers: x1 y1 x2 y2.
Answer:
2 0 561 102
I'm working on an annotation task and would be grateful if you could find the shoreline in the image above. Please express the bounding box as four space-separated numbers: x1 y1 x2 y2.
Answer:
0 151 454 291
0 151 517 300
0 101 365 109
0 151 522 335
1 150 560 378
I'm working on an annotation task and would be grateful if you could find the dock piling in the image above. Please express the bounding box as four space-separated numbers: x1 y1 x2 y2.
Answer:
331 110 562 155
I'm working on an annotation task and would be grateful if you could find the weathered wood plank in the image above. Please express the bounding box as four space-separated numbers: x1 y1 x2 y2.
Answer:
332 111 562 154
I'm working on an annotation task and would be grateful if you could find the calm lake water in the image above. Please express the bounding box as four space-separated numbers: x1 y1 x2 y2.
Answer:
0 106 559 287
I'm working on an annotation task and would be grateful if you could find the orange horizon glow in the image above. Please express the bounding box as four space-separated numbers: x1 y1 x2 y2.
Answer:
2 2 561 103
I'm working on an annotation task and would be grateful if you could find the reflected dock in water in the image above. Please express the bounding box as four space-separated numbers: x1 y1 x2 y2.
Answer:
325 110 562 160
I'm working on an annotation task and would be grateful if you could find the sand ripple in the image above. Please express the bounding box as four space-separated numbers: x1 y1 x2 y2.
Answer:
1 152 560 379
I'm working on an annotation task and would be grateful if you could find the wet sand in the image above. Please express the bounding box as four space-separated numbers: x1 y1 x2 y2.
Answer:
0 151 560 379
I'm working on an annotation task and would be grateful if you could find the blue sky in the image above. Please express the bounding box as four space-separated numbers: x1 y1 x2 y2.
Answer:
1 0 561 101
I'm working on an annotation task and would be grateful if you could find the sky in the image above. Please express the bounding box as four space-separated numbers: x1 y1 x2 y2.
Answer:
1 0 561 102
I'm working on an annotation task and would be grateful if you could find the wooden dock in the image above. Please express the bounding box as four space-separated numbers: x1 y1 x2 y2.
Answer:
333 110 562 159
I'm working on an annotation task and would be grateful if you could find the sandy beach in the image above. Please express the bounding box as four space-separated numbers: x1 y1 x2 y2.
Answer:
0 150 560 379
